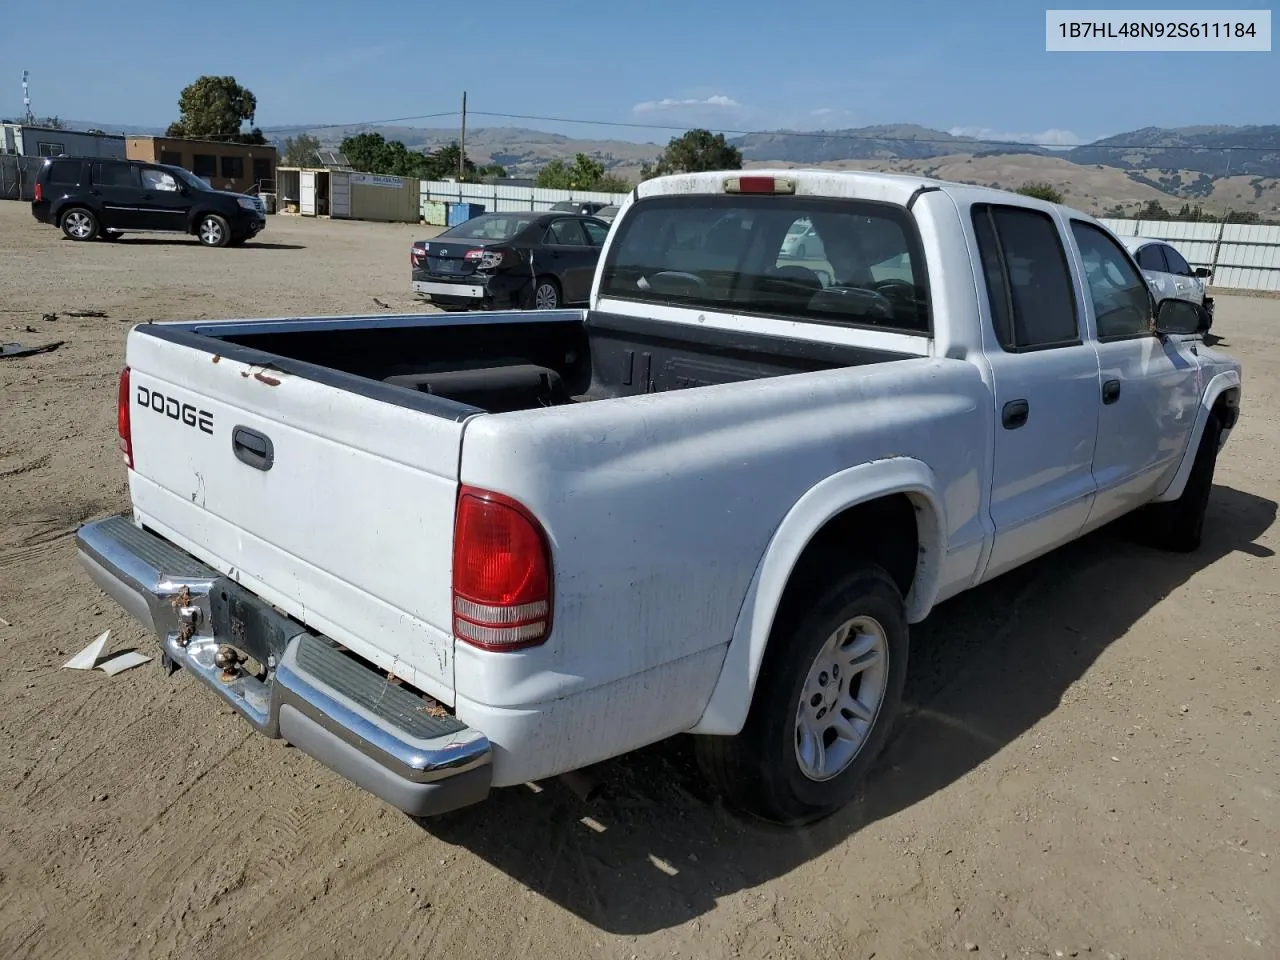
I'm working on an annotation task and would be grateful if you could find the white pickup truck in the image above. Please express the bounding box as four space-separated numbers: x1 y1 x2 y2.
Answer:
76 170 1242 825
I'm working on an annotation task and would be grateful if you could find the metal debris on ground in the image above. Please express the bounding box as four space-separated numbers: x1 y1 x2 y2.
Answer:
372 297 391 309
41 313 58 322
1 340 64 359
66 310 108 318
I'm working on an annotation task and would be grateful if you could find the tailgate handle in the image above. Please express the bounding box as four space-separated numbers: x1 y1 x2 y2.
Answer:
232 426 274 471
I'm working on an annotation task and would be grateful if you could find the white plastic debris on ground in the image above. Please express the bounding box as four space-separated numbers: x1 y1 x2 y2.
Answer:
61 630 151 675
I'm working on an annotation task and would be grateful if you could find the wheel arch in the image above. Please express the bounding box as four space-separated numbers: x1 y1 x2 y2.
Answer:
690 456 947 736
1151 369 1241 504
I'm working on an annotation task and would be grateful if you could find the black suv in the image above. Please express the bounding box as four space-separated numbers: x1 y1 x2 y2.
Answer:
31 157 267 247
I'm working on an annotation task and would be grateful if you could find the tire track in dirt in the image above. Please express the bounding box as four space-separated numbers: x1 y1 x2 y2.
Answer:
0 453 51 479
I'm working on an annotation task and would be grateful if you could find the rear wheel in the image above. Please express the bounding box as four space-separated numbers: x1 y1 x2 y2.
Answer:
197 213 231 248
528 277 560 310
695 563 909 825
60 208 99 241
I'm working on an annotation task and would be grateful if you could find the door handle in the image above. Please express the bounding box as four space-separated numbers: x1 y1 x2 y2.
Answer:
232 425 274 471
1102 379 1121 404
1002 399 1029 430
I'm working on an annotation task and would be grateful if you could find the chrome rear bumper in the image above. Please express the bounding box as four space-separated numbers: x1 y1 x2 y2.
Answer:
76 515 492 817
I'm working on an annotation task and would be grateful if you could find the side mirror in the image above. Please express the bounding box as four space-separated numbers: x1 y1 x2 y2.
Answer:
1193 266 1212 279
1153 298 1211 338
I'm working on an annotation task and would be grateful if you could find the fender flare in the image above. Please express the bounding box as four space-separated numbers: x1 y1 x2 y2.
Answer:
1151 369 1241 503
689 457 947 736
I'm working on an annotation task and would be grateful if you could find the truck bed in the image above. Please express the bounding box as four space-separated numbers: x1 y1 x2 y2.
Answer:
151 309 915 414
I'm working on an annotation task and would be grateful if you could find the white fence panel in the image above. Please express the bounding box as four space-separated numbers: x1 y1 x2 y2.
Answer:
420 180 629 214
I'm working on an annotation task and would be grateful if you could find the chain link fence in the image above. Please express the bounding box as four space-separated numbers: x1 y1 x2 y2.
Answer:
0 156 43 201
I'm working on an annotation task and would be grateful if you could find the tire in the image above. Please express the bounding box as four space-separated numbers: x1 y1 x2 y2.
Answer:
228 235 248 247
695 563 910 825
60 208 99 241
99 231 122 242
527 277 560 310
1143 413 1222 553
197 213 231 248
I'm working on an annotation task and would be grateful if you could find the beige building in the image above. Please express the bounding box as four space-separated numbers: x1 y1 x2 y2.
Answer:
126 137 276 194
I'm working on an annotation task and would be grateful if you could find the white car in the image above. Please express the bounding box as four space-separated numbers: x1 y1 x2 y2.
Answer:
1121 236 1215 325
77 170 1240 826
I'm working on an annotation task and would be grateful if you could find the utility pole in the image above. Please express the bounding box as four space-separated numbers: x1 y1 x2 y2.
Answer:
459 91 467 181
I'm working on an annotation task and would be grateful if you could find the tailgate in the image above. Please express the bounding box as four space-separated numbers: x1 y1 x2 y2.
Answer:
122 326 464 703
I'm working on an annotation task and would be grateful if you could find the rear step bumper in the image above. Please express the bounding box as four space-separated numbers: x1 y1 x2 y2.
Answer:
75 515 492 817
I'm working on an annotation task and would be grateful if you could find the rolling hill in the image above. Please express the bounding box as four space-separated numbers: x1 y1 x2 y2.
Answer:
54 117 1280 219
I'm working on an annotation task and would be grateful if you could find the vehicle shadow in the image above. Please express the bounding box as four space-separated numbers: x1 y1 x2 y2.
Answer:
111 238 306 250
423 484 1275 935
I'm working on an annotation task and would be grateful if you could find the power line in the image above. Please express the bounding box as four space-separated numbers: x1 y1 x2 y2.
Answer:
466 109 1280 153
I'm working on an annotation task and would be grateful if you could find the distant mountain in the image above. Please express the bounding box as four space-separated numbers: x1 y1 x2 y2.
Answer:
1065 124 1280 177
730 124 1049 163
56 117 1280 217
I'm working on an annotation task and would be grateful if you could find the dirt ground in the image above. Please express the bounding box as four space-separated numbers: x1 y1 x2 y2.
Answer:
1 201 1276 960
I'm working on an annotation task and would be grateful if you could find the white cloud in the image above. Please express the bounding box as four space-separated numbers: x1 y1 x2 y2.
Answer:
948 126 1086 149
632 95 742 113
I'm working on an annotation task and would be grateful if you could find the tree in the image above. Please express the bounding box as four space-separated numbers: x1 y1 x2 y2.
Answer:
282 133 322 167
1014 181 1064 204
421 141 477 181
37 116 65 130
536 153 629 191
478 163 508 179
1136 199 1171 221
166 75 265 143
641 129 742 179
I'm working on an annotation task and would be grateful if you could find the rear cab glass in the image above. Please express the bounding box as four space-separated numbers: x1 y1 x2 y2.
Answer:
599 195 931 334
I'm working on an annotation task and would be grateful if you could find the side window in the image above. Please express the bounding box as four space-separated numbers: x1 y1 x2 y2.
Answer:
544 219 588 246
46 160 81 185
581 220 609 246
141 168 179 192
90 162 138 188
971 204 1080 351
1070 221 1153 340
192 154 217 178
1162 244 1192 276
1135 244 1168 272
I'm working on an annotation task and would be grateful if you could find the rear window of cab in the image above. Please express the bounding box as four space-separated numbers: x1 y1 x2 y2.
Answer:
598 194 931 334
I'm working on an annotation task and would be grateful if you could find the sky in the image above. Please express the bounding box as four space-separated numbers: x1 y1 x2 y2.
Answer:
3 1 1275 146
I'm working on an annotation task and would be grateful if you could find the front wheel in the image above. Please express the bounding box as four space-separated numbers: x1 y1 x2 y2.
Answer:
695 563 909 825
197 214 231 248
1142 413 1222 552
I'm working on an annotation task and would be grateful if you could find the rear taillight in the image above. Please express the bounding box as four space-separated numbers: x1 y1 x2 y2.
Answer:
464 248 506 269
33 182 43 203
411 244 424 266
117 366 133 469
452 486 552 651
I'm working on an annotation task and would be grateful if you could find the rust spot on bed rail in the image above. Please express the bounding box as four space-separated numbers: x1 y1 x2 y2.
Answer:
254 372 281 386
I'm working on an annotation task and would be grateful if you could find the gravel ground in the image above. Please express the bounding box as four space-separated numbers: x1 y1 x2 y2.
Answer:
1 201 1276 960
